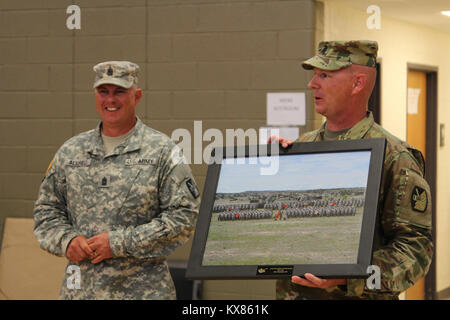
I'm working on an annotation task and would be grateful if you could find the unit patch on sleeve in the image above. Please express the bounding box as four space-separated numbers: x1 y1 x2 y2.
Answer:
411 186 427 213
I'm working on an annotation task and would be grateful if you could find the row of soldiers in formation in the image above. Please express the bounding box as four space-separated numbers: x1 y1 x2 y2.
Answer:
263 198 364 210
213 203 259 212
213 198 364 213
216 206 358 221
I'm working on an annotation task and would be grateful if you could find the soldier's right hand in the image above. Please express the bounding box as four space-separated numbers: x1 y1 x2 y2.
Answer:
66 235 94 262
267 135 293 149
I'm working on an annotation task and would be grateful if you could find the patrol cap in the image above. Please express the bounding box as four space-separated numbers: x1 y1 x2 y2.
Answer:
93 61 140 89
302 40 378 71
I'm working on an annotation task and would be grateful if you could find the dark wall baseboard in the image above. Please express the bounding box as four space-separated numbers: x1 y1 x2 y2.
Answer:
436 286 450 300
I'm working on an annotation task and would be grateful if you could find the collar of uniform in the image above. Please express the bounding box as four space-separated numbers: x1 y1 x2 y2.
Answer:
87 117 143 156
86 122 106 156
315 111 374 141
341 111 374 140
120 117 143 154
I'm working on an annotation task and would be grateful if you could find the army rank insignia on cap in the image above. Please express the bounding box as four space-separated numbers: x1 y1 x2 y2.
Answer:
411 186 427 212
186 178 200 199
319 45 328 55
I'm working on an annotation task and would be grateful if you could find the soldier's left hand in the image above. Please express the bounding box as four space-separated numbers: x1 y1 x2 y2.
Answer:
291 273 346 288
86 232 113 264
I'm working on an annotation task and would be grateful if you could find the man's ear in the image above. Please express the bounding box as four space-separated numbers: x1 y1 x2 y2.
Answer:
134 88 143 105
351 73 367 95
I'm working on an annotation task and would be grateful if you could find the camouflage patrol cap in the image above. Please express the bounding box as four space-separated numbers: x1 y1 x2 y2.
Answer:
302 40 378 71
93 61 140 89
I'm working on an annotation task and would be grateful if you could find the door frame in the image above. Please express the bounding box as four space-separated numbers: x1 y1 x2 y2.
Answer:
369 61 381 124
407 63 438 300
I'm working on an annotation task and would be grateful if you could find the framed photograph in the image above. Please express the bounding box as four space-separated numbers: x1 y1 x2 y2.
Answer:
186 138 386 279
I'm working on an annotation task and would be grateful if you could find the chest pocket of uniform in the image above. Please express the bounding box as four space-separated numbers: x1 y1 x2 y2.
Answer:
65 163 97 223
118 163 159 225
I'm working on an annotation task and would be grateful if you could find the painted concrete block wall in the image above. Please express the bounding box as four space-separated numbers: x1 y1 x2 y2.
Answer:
0 1 317 299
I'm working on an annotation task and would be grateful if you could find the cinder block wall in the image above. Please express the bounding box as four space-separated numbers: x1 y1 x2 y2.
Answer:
0 0 318 299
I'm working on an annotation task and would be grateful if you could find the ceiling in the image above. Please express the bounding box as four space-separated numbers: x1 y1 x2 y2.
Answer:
330 0 450 34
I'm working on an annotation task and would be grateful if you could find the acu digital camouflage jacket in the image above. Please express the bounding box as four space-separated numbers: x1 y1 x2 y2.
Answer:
33 118 200 299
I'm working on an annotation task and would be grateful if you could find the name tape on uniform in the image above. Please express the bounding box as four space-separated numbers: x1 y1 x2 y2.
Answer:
66 160 91 167
125 158 156 166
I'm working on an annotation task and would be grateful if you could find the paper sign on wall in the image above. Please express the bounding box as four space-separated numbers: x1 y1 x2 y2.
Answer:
407 88 420 115
267 93 306 126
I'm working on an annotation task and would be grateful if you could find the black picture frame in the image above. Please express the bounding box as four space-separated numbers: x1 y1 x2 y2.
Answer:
186 138 386 280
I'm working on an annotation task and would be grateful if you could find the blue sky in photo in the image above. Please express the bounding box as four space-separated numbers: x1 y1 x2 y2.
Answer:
216 151 372 193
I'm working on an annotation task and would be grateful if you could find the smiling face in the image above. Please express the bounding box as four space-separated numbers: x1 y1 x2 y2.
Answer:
308 67 355 120
94 84 142 136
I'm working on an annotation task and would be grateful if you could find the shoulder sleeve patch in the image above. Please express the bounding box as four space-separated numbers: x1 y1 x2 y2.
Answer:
411 186 427 213
394 168 431 229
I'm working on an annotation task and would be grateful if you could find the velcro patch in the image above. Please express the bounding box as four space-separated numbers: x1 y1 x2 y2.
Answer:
411 186 427 213
125 158 155 166
66 159 91 167
186 178 200 199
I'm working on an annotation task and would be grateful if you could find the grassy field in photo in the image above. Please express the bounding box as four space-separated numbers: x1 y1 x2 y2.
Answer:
202 208 363 266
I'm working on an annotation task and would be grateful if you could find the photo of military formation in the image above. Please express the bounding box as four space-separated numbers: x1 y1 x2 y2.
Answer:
202 187 366 266
214 189 364 222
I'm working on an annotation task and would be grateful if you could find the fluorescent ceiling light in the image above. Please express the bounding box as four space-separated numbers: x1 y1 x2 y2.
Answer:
441 11 450 17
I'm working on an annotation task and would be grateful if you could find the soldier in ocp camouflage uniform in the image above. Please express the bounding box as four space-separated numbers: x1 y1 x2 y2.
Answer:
273 41 433 299
33 61 200 299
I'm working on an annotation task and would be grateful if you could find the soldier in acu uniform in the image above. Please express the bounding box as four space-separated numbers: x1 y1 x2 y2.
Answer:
271 41 433 299
33 61 200 300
